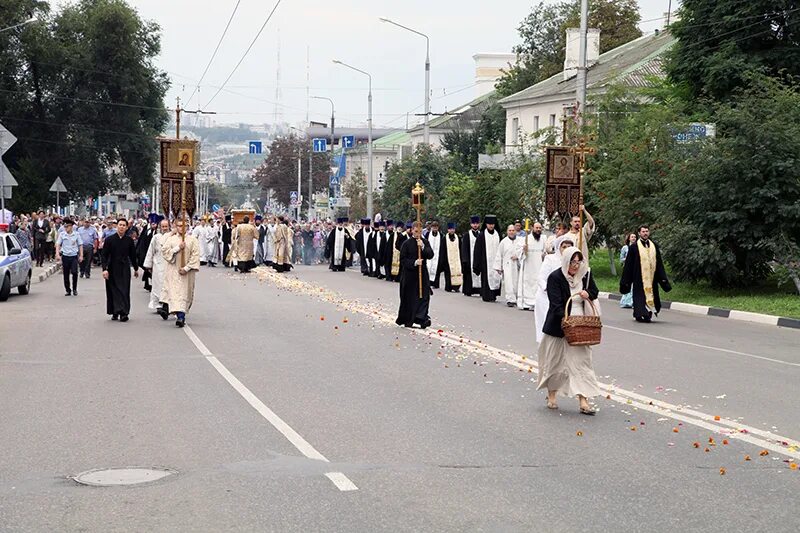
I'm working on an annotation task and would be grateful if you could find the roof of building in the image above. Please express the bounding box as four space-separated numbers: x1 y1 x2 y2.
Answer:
498 31 675 106
408 90 497 132
373 130 411 147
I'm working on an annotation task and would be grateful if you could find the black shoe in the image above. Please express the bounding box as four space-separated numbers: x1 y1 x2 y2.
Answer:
120 315 129 322
420 319 431 330
157 307 168 320
72 290 77 296
506 302 516 307
112 314 119 321
65 291 71 296
80 273 84 278
175 318 185 328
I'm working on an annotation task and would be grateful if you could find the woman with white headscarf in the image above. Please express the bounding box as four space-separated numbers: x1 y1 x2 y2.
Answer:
534 234 575 343
537 246 601 414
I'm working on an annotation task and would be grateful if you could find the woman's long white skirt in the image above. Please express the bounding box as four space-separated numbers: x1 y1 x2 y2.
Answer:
536 334 601 398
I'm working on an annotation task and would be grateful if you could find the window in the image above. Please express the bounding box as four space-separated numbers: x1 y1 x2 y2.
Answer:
549 114 556 127
511 117 519 144
533 116 539 133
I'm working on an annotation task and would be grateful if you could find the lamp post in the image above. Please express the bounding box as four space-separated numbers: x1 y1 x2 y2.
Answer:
289 127 304 221
380 17 430 145
311 96 335 219
333 59 373 219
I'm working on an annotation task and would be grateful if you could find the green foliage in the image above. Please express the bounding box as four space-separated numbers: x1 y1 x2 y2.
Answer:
381 145 451 223
667 1 800 103
496 0 642 98
253 135 330 206
0 0 169 211
342 168 382 221
663 75 800 286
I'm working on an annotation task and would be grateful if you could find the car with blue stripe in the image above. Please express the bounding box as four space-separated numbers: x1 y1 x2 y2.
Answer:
0 230 32 301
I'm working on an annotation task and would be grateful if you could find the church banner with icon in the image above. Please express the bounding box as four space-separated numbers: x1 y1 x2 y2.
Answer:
160 139 199 217
545 146 580 218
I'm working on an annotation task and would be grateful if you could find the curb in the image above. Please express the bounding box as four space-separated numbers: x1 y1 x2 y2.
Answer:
37 263 61 282
598 291 800 330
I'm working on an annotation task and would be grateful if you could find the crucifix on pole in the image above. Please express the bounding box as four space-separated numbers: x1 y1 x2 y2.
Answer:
568 136 596 252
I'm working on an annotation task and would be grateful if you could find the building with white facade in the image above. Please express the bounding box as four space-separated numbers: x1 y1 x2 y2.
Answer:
499 30 675 153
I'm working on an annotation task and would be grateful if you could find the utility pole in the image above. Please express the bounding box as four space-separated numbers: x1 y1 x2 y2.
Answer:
297 149 302 221
576 0 589 129
175 97 181 138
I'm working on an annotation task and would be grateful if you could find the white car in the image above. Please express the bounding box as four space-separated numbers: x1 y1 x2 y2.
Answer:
0 230 32 301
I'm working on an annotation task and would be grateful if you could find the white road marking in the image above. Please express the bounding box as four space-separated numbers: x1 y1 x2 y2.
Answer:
604 325 800 367
260 270 800 460
183 325 358 492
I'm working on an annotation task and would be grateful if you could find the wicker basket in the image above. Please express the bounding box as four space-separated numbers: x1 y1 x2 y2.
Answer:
562 298 602 346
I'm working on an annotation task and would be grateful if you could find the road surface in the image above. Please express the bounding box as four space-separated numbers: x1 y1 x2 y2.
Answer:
1 263 798 532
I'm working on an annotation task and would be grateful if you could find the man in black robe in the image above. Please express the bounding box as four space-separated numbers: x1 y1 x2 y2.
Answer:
380 220 398 282
460 215 482 296
619 224 672 323
221 215 233 268
324 217 354 271
101 218 139 322
395 222 434 329
136 213 158 291
472 215 502 302
367 221 387 279
354 218 373 276
442 222 462 292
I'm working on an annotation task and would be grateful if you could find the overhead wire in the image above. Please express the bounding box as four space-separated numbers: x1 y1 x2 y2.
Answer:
184 0 242 105
203 0 283 109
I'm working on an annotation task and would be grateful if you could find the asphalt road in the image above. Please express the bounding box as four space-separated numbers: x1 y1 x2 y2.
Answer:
1 262 798 532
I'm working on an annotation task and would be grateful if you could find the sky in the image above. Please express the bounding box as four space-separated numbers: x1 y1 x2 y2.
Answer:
121 0 673 130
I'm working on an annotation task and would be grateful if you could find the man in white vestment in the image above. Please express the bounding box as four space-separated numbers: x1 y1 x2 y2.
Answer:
493 225 522 307
143 218 170 315
161 218 200 328
517 221 545 310
264 216 278 266
191 217 210 265
566 205 595 261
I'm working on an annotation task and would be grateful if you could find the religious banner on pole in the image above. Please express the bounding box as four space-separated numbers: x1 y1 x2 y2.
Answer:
544 146 580 218
159 139 199 218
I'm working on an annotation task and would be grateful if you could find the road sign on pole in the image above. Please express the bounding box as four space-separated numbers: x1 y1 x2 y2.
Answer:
341 135 355 149
312 138 328 152
1 122 18 209
289 190 299 207
50 177 68 215
248 141 263 154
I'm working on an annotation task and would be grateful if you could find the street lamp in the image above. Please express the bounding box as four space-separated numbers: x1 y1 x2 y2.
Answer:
0 17 36 34
380 17 430 145
333 59 373 219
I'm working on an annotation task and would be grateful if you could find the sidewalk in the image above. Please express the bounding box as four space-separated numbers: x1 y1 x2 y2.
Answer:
33 261 61 283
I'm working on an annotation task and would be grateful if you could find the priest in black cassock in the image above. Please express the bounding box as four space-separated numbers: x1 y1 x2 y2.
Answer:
441 222 463 292
221 215 233 268
395 222 434 329
380 220 397 282
619 224 671 323
460 215 482 297
367 220 388 279
472 215 502 302
355 218 373 276
324 217 354 271
136 213 158 291
101 218 139 322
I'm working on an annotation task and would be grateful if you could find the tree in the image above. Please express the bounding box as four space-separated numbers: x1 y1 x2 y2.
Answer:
341 168 381 221
441 101 506 173
253 135 329 207
0 0 170 210
662 75 800 288
496 0 642 98
667 1 800 103
381 145 451 223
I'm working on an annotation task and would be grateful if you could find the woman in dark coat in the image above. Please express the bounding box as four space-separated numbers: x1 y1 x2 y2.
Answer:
537 246 601 414
395 222 434 328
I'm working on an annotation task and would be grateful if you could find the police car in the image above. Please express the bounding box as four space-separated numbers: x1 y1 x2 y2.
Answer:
0 225 32 301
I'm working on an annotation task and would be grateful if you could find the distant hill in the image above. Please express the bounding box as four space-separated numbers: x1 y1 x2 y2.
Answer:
182 126 262 144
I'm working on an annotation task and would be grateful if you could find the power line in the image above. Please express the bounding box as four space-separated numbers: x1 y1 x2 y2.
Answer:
185 0 242 105
203 0 283 109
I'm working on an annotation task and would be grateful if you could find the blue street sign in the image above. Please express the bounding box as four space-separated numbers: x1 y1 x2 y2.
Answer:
312 138 327 152
341 135 355 149
290 190 299 207
329 175 340 187
212 204 220 212
248 141 263 154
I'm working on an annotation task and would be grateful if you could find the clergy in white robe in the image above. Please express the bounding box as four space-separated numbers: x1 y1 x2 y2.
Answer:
534 234 575 343
206 221 220 266
426 222 443 287
143 218 170 312
492 225 522 306
264 219 278 265
517 222 545 310
160 218 200 327
191 219 210 265
565 205 595 262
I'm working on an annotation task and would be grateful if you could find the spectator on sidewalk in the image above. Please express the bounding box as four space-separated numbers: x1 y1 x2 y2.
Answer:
77 218 99 278
32 210 50 267
15 217 33 253
56 219 83 296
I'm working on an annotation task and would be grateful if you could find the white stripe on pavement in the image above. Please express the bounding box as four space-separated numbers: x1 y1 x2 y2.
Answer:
604 325 800 367
183 325 358 492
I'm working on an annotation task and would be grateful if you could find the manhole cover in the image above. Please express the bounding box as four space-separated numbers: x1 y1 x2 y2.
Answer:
72 467 177 487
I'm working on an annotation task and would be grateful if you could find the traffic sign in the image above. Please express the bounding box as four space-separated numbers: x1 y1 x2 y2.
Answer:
248 141 263 154
1 121 18 200
312 138 327 152
49 177 68 193
330 197 350 208
341 135 355 149
289 190 299 207
329 175 340 187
